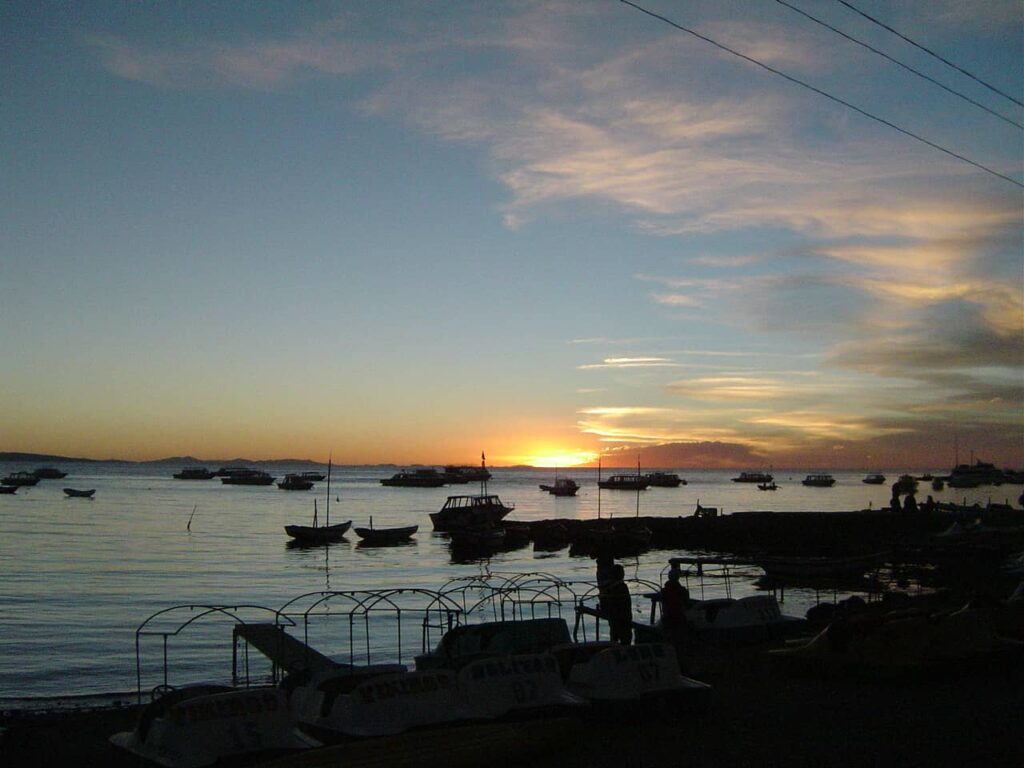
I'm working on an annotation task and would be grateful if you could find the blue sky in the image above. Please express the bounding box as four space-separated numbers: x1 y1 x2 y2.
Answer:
2 0 1021 468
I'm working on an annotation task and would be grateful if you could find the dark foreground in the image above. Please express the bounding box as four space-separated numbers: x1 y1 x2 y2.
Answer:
2 637 1021 768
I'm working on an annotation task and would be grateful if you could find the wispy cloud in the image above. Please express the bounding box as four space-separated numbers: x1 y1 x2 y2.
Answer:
578 357 681 369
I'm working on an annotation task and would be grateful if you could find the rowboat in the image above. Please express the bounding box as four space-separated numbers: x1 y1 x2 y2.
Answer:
63 488 96 498
353 524 418 544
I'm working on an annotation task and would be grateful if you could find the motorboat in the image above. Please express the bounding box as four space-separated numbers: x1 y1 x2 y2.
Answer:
644 472 685 487
63 488 96 498
173 466 215 480
597 474 649 491
801 473 836 487
110 684 316 767
758 481 779 491
299 471 326 482
732 471 773 483
32 467 67 479
430 494 514 532
220 469 275 486
353 524 418 545
539 478 579 496
441 463 492 483
381 469 447 488
862 473 886 485
278 474 315 491
2 471 39 487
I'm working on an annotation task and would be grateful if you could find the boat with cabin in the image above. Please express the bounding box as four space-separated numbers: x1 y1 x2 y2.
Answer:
2 471 39 487
278 474 315 491
644 472 685 487
299 471 326 482
539 477 580 496
758 481 779 491
598 474 649 491
172 466 216 480
862 473 886 485
947 460 1003 488
430 494 514 531
220 469 275 486
32 467 67 479
441 462 492 483
732 471 773 483
381 469 447 487
802 473 836 487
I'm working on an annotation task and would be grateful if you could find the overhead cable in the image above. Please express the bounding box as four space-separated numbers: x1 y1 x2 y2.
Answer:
833 0 1023 109
618 0 1023 189
775 0 1021 130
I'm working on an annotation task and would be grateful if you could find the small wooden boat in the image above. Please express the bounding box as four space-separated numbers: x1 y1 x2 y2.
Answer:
63 488 95 498
285 520 352 544
353 524 418 544
0 485 17 494
758 481 779 491
539 477 579 496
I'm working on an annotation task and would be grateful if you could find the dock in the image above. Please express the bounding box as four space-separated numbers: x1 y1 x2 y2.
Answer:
233 623 342 680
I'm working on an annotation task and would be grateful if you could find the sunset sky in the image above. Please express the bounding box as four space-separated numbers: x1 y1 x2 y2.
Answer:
2 1 1021 469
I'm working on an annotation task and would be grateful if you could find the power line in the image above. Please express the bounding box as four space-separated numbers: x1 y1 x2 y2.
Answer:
833 0 1023 109
774 0 1021 130
618 0 1023 189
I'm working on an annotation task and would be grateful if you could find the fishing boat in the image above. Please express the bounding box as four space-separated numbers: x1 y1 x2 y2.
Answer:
731 471 773 483
32 467 67 479
285 459 352 544
220 469 275 486
644 472 685 487
802 473 836 487
598 474 649 491
63 488 95 498
430 494 514 531
173 466 215 480
277 474 315 491
353 523 418 545
757 481 779 491
380 469 447 487
539 477 580 496
2 471 39 487
862 473 886 485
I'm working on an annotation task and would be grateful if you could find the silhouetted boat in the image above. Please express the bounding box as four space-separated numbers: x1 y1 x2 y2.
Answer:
732 471 773 483
173 466 216 480
862 473 886 485
802 473 836 487
63 488 95 498
644 472 685 487
430 494 514 531
894 474 919 493
441 461 492 483
221 469 275 486
2 471 39 486
758 481 779 491
0 485 18 494
277 474 314 491
380 469 447 487
32 467 67 479
353 524 418 544
947 460 1003 488
299 471 326 482
285 459 351 543
598 474 649 491
539 477 580 496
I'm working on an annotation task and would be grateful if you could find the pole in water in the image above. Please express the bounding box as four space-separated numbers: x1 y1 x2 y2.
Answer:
187 504 197 532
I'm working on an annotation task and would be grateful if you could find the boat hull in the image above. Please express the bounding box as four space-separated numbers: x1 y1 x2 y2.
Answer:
353 525 418 544
284 521 352 543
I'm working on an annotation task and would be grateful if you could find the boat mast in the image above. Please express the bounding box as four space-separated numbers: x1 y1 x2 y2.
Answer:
597 457 602 520
636 457 641 518
325 453 332 528
480 451 487 496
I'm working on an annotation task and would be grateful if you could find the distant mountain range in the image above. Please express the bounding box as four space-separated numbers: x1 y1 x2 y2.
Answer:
0 452 402 467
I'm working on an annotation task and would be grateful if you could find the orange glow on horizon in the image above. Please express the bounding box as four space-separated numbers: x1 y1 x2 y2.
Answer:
513 449 600 468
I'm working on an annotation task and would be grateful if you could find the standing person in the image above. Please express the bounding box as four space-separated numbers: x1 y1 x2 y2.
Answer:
903 492 918 513
595 555 615 590
890 482 902 513
660 566 690 639
603 564 633 645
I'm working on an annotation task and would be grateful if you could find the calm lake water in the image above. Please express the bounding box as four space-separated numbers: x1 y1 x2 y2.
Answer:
0 461 1011 702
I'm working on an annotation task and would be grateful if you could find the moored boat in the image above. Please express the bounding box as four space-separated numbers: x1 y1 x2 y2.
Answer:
173 466 216 480
732 471 773 483
441 463 492 483
221 469 275 486
285 520 352 544
299 471 326 482
381 469 447 488
862 473 886 485
644 472 685 487
2 471 39 487
63 488 96 498
539 477 580 496
353 524 418 545
32 467 67 479
802 473 836 487
758 481 779 491
430 494 514 531
598 474 649 491
278 474 315 491
0 485 18 494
